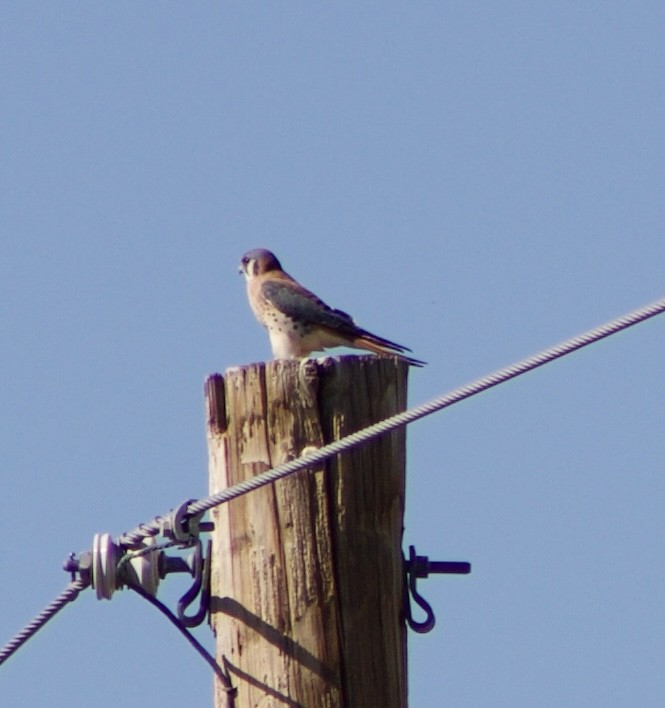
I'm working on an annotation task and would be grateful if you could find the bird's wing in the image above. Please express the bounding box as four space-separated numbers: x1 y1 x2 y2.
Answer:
261 279 417 356
261 280 357 333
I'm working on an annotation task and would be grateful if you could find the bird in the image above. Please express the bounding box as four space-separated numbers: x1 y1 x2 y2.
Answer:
239 248 425 366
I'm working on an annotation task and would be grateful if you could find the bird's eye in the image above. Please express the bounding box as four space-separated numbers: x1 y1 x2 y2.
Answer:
240 257 259 277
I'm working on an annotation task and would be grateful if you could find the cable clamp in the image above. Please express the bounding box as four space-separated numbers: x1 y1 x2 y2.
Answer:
163 499 214 544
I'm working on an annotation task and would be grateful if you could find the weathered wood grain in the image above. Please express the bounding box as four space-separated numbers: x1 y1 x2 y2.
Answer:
207 355 408 707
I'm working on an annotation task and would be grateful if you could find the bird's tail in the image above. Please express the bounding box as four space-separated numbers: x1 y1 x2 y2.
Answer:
352 333 427 367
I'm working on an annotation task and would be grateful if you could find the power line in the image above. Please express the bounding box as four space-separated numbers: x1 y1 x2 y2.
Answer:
0 579 89 667
126 581 236 704
1 295 664 669
120 294 665 546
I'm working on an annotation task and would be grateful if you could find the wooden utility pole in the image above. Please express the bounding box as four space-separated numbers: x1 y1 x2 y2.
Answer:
206 355 409 707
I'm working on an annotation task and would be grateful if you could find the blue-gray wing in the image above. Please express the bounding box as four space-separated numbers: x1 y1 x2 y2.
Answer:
261 280 358 335
261 279 417 357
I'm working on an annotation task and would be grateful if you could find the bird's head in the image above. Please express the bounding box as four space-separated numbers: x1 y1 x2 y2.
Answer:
239 248 283 280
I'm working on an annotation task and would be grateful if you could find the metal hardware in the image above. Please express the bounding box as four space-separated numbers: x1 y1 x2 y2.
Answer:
175 539 212 627
404 544 471 633
62 504 214 611
163 499 214 544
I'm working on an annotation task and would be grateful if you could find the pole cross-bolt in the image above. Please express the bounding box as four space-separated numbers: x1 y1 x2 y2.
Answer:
404 544 471 633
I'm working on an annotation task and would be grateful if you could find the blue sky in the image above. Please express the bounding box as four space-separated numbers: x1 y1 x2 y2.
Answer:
1 4 664 706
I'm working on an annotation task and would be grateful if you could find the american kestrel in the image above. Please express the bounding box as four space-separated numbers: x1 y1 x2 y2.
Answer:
239 248 425 366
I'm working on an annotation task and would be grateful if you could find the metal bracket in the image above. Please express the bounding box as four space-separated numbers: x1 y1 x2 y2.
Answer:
156 537 212 627
404 544 471 633
176 539 212 627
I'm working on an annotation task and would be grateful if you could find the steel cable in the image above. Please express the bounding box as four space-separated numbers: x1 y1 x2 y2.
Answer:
119 295 665 546
0 579 89 667
3 296 663 667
